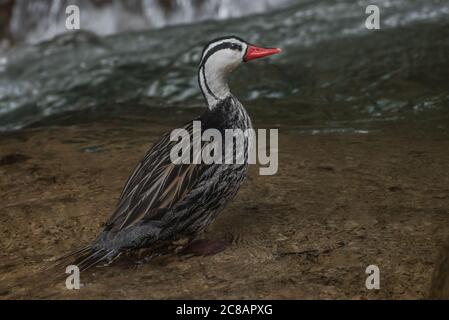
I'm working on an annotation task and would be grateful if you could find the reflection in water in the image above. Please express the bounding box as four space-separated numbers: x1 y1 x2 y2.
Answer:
0 0 448 131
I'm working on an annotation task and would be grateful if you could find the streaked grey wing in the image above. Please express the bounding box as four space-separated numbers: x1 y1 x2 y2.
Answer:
105 121 208 232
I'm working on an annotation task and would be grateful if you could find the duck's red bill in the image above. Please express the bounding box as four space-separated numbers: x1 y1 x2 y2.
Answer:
243 45 281 62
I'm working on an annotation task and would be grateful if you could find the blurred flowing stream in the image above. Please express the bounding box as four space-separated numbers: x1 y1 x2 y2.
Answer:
0 0 448 132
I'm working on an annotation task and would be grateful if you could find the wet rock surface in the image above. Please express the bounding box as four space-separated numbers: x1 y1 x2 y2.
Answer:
430 237 449 299
1 118 448 299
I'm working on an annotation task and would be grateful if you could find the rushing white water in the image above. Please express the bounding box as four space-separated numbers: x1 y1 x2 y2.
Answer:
9 0 293 43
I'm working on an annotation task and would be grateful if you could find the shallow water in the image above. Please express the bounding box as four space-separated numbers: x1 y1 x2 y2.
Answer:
1 121 449 299
0 0 448 131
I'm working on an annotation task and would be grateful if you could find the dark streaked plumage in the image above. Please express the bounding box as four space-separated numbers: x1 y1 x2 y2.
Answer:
58 36 280 270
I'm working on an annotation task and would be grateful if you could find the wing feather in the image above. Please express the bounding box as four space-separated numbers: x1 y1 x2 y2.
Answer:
105 121 214 232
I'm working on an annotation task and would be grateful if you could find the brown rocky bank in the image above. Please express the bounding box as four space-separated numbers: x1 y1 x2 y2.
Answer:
0 118 448 299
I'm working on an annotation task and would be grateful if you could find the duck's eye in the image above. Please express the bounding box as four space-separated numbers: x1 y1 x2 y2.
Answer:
230 43 242 51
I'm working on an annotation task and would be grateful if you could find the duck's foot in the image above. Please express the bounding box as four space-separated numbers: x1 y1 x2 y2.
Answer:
180 235 233 256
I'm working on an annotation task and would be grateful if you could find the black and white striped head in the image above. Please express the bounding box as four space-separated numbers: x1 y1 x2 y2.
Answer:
200 36 248 74
198 36 281 107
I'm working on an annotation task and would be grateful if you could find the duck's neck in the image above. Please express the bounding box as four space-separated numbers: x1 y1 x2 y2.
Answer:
198 60 233 108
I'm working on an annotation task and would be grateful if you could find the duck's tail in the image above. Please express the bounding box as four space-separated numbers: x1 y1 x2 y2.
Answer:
51 245 121 273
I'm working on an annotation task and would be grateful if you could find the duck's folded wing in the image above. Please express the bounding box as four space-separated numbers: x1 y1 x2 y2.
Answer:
105 121 213 232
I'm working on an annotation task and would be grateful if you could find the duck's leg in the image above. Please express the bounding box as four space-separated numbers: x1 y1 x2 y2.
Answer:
132 240 175 265
180 233 233 256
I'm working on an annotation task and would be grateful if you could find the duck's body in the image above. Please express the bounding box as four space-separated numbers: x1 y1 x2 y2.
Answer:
62 37 280 270
91 96 251 263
